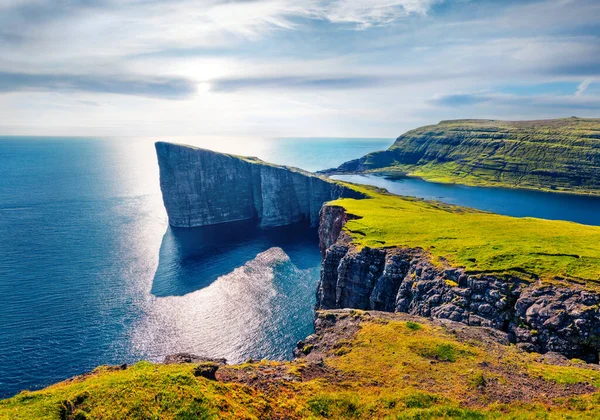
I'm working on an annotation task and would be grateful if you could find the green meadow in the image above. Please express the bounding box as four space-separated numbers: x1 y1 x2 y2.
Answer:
330 184 600 285
4 311 600 419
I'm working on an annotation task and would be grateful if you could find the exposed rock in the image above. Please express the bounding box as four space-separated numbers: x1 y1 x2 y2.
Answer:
155 142 364 228
163 352 227 365
514 286 600 362
193 362 220 380
370 252 412 312
317 243 350 309
164 353 226 380
318 205 357 256
316 204 600 361
336 246 387 309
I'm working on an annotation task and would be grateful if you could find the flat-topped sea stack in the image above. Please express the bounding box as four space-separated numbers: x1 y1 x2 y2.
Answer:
155 141 364 228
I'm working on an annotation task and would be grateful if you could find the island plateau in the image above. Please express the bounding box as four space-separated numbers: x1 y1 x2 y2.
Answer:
326 117 600 195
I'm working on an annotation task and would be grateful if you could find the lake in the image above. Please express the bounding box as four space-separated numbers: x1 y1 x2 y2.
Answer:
333 174 600 227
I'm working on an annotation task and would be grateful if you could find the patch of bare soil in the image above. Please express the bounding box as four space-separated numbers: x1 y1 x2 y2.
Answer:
465 361 596 406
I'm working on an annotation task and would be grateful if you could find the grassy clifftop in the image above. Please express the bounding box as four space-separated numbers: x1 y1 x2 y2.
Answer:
4 310 600 419
329 184 600 285
334 117 600 195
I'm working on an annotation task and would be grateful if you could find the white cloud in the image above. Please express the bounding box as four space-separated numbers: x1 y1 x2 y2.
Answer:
0 0 41 9
575 79 593 96
0 0 443 70
0 0 599 137
300 0 441 28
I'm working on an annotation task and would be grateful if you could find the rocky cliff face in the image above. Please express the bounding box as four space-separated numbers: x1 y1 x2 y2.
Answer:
317 205 600 362
155 142 364 228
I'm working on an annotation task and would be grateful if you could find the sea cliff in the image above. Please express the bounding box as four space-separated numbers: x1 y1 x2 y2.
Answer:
155 142 364 228
155 142 600 361
317 203 600 361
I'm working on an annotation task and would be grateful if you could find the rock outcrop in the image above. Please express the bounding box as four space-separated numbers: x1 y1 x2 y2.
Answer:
155 142 364 228
317 205 600 362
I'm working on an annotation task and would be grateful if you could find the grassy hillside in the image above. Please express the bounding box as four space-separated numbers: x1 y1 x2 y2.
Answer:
329 184 600 285
4 310 600 419
334 117 600 195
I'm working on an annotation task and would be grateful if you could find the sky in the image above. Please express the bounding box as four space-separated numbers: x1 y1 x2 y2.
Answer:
0 0 599 137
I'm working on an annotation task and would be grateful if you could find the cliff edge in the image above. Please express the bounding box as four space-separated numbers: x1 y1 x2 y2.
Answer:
155 141 364 228
317 189 600 362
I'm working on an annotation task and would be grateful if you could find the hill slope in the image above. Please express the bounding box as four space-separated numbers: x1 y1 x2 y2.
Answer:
330 117 600 195
4 310 600 419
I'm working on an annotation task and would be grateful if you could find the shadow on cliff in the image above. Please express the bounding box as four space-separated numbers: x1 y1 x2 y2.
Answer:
151 220 322 297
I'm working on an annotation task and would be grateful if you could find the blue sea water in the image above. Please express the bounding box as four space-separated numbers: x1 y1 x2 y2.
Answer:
0 136 392 398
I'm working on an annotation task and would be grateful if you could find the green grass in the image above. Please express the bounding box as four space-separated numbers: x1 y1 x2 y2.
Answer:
336 117 600 195
410 342 472 362
0 363 271 419
6 313 600 419
405 321 422 331
329 184 600 284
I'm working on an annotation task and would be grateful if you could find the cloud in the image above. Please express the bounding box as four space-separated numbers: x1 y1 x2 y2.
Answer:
433 93 490 106
0 0 442 43
1 0 599 137
575 79 593 97
432 91 600 111
0 0 43 9
0 0 443 101
209 66 482 93
210 74 385 92
0 72 196 99
298 0 442 28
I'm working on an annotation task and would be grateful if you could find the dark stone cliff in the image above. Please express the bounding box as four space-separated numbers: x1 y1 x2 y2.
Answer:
317 205 600 362
155 142 364 228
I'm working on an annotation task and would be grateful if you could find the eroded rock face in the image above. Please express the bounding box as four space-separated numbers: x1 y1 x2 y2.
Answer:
514 287 600 359
155 142 364 228
317 205 600 362
163 353 227 365
318 205 353 256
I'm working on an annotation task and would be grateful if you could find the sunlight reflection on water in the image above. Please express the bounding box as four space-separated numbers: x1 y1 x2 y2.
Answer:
131 248 318 363
100 136 388 364
99 137 325 364
0 135 391 397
